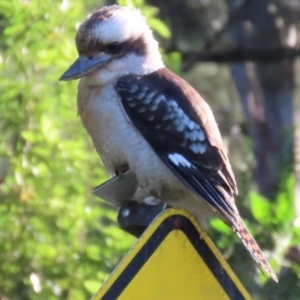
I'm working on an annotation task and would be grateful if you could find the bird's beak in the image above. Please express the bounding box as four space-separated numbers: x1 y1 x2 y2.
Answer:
59 54 111 81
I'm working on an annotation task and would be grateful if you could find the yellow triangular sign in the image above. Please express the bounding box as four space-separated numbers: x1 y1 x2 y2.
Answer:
92 208 251 300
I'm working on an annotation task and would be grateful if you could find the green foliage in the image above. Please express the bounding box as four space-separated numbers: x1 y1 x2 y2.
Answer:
250 175 295 228
0 0 132 299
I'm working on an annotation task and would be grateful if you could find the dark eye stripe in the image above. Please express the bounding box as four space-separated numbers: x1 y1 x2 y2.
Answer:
76 33 147 57
122 36 146 56
106 42 122 54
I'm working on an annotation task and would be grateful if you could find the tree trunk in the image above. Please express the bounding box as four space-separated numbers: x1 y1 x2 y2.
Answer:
226 0 295 199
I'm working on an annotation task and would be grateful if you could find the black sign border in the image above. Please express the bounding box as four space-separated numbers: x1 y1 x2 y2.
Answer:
101 214 246 300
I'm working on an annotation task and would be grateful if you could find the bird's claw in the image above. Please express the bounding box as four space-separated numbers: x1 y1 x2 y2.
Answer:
142 196 161 205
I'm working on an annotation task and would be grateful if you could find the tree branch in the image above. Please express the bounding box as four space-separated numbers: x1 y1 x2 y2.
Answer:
181 47 300 71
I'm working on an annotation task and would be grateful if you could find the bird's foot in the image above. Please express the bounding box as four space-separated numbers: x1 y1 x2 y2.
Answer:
143 196 161 206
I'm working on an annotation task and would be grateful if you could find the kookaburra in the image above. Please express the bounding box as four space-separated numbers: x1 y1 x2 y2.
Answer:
60 5 277 281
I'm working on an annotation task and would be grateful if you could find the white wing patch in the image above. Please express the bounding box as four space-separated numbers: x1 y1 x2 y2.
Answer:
168 153 193 168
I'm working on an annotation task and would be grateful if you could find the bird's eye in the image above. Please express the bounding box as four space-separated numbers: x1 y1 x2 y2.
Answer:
106 42 121 54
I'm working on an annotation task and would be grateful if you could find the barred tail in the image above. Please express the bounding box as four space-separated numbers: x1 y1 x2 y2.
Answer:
236 220 278 282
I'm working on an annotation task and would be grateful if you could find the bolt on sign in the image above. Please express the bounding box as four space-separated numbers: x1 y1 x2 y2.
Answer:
90 208 251 300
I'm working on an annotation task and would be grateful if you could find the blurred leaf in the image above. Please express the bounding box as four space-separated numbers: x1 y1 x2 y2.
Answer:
274 175 294 225
250 192 272 225
148 18 171 38
210 218 231 234
163 51 182 74
83 280 101 294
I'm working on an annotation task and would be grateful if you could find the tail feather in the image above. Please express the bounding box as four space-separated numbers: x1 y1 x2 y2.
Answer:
236 220 278 282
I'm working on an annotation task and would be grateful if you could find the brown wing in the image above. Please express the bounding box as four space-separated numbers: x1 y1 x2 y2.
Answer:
116 68 239 226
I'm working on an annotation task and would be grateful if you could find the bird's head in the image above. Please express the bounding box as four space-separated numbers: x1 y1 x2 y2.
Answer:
60 5 164 86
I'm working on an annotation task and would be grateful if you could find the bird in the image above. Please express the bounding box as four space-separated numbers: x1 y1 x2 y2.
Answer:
59 5 277 282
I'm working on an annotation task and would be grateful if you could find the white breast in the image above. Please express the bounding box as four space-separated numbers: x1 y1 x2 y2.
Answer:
77 80 174 186
78 81 126 171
